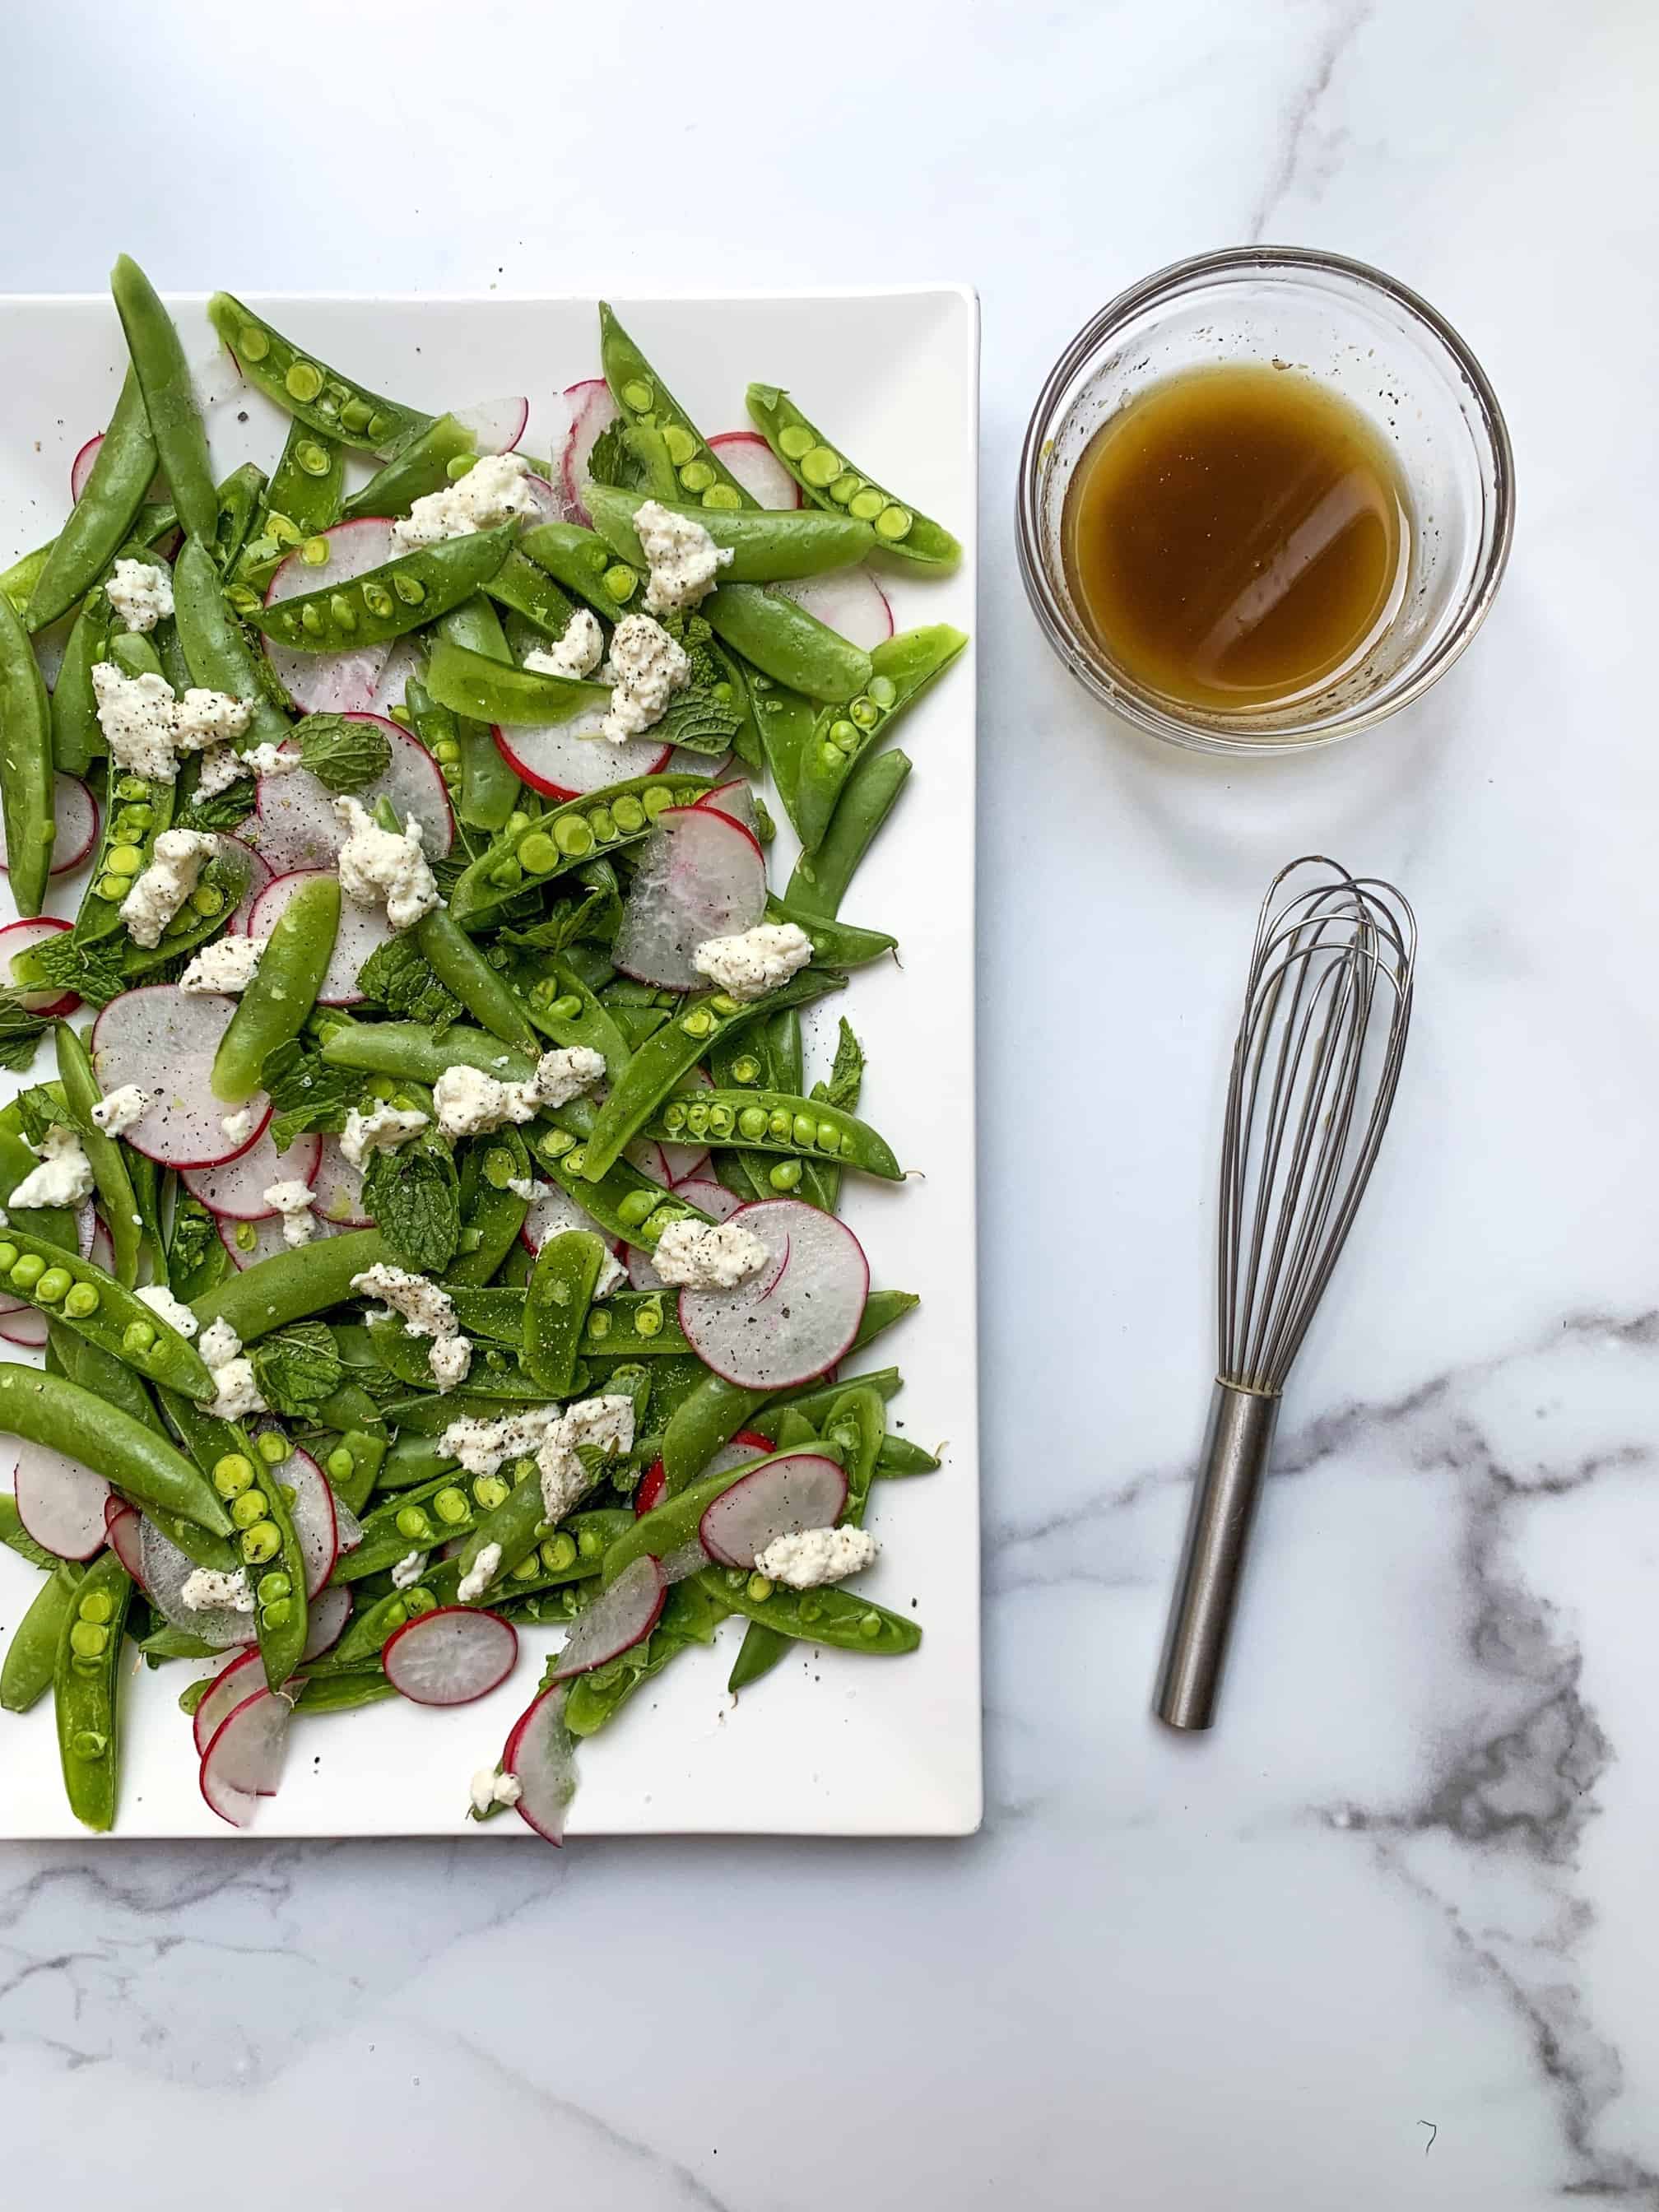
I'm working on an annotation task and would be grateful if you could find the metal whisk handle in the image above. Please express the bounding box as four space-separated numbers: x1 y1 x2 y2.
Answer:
1154 1382 1281 1731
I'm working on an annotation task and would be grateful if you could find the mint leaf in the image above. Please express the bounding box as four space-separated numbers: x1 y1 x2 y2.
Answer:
260 1037 363 1146
356 935 461 1029
362 1140 459 1273
179 782 256 834
296 712 393 792
166 1192 230 1303
584 419 644 493
14 932 127 1011
249 1322 343 1420
654 613 741 755
0 997 48 1075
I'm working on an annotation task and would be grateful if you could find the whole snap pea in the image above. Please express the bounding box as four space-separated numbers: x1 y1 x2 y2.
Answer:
109 628 165 684
0 586 55 916
662 1320 913 1495
519 520 642 622
702 582 871 704
579 1292 687 1359
51 593 112 776
55 1022 143 1288
644 1087 900 1181
748 672 816 823
792 625 966 853
434 597 523 831
450 772 714 922
599 304 755 510
524 1231 605 1397
322 1016 533 1086
207 291 430 456
701 1565 919 1655
2 1560 85 1713
0 1365 229 1533
25 369 159 631
786 746 912 920
414 909 538 1054
292 1671 400 1714
584 486 875 583
0 1226 213 1396
2 543 53 617
53 1547 133 1830
424 634 607 727
746 383 962 569
211 871 340 1104
110 256 217 546
764 895 895 971
191 1227 392 1344
875 1434 941 1477
342 412 475 521
254 527 514 654
484 548 579 637
448 1127 534 1286
441 1286 527 1346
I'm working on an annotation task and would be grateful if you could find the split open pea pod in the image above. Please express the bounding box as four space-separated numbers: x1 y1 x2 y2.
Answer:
702 1564 922 1655
746 383 961 570
0 1229 214 1399
792 624 968 854
599 304 755 512
448 771 716 923
253 527 515 655
642 1087 902 1181
207 292 430 456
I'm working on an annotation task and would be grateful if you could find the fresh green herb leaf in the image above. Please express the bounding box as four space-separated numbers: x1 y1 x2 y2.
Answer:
0 997 49 1075
15 1084 91 1148
296 712 393 792
356 934 462 1029
249 1321 344 1420
361 1138 459 1273
584 419 644 493
167 1192 230 1302
261 1036 363 1146
653 615 741 755
179 781 256 834
12 932 128 1011
825 1017 865 1111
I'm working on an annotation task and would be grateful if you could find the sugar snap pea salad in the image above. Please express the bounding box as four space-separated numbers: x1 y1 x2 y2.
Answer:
0 258 966 1838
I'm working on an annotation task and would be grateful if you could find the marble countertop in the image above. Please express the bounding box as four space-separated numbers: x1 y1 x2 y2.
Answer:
4 2 1657 2203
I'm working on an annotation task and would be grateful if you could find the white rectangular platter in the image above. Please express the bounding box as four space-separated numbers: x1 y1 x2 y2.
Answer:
0 286 980 1838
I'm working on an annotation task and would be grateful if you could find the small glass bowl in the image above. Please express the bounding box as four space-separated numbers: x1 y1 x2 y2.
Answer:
1015 247 1515 755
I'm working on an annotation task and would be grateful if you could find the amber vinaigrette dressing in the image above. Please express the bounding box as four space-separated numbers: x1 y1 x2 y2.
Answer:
1061 364 1410 715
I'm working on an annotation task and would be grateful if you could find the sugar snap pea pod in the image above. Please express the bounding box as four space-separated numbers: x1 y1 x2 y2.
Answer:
55 1023 142 1287
0 1224 213 1395
584 486 876 583
447 1126 533 1286
0 586 55 915
645 1088 900 1181
748 673 816 825
191 1227 392 1344
253 526 514 655
579 1292 687 1359
577 967 847 1183
786 746 912 920
211 462 270 575
529 1114 712 1250
53 1548 133 1829
170 534 294 749
211 871 339 1104
524 1231 605 1396
434 596 522 831
424 634 608 727
599 303 755 511
0 1365 230 1533
702 582 871 704
450 772 715 922
109 628 165 684
292 1671 400 1714
601 1441 840 1587
764 895 895 971
875 1434 941 1476
265 419 346 539
564 1574 728 1736
323 1016 533 1087
826 1383 886 1528
514 953 631 1071
482 550 579 638
51 593 112 776
25 370 160 631
2 1559 85 1712
519 520 642 620
2 543 53 617
110 256 216 545
413 908 537 1054
793 625 966 852
745 383 962 569
439 1286 526 1346
364 1316 539 1396
71 757 177 945
162 1391 307 1689
702 1565 918 1654
342 412 475 521
207 291 430 456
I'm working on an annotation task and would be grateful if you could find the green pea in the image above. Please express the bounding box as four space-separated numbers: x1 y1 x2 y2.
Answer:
731 1056 763 1086
258 1571 292 1604
434 737 462 764
542 1531 579 1572
616 1190 657 1229
341 397 374 433
577 1529 602 1558
602 564 638 602
230 1490 269 1530
642 786 675 818
858 1609 884 1638
445 453 476 481
211 1451 254 1499
768 1108 792 1138
799 1595 824 1623
874 505 914 542
519 831 558 874
300 602 323 634
778 425 814 461
509 1457 537 1487
661 1103 687 1133
702 485 742 511
553 817 594 859
540 1129 575 1161
434 1487 471 1527
588 806 616 844
118 1317 153 1354
71 1728 109 1761
255 1432 287 1466
620 379 653 412
587 1309 612 1341
849 698 881 730
235 1222 258 1252
63 1283 100 1319
105 843 143 878
240 1522 280 1564
328 592 356 631
746 1573 775 1601
681 1009 714 1039
816 1122 840 1154
473 1474 509 1511
34 1267 71 1304
867 675 898 709
115 776 149 801
634 1301 662 1338
78 1589 114 1625
191 885 225 917
662 424 697 466
685 1104 710 1136
393 572 426 606
708 1106 735 1137
285 360 324 402
237 325 271 363
396 1508 432 1540
482 1147 516 1190
769 1160 802 1191
678 461 714 495
738 1107 768 1139
69 1620 109 1659
830 474 863 506
295 439 332 477
801 445 843 489
362 583 395 620
546 993 582 1021
611 795 646 834
792 1113 817 1146
262 1597 294 1629
95 874 125 902
366 412 396 443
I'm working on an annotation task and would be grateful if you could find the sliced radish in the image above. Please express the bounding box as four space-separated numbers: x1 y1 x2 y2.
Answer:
218 1211 341 1269
213 833 275 931
709 430 800 509
0 774 99 881
777 569 893 652
302 1583 352 1661
625 1172 736 1290
0 917 78 1016
200 1688 290 1827
267 1444 337 1599
70 433 104 503
13 1443 111 1560
504 1685 577 1844
191 1647 264 1757
335 1496 364 1555
254 714 453 873
104 1499 146 1582
669 746 732 781
91 986 271 1169
624 1139 676 1192
634 1461 667 1517
678 1199 869 1391
699 1451 848 1569
264 519 399 713
520 1181 605 1256
249 868 394 1006
383 1606 518 1706
658 1068 713 1185
359 634 425 723
560 378 619 526
546 1554 665 1684
138 1517 254 1651
521 473 566 524
453 397 529 454
695 777 760 839
182 1127 319 1221
634 1427 769 1519
312 1136 374 1229
0 1305 47 1350
613 805 767 992
77 1202 99 1263
494 716 670 802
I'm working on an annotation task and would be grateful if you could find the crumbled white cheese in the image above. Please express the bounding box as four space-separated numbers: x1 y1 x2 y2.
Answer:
469 1766 523 1815
457 1541 501 1605
333 797 443 930
205 1356 266 1424
523 608 606 682
198 1317 242 1369
601 612 690 744
179 933 263 995
537 1392 635 1523
90 1084 146 1138
263 1179 316 1248
390 1550 427 1591
534 1046 606 1108
136 1282 199 1338
244 741 299 776
351 1262 458 1341
105 558 175 634
221 1108 254 1148
505 1175 537 1201
193 745 249 800
432 1062 539 1139
652 1218 769 1292
119 827 220 949
339 1103 429 1170
428 1333 472 1392
174 690 252 751
691 921 813 1003
752 1525 880 1589
391 451 539 549
180 1567 255 1614
9 1127 95 1211
634 500 733 616
439 1403 565 1478
91 664 183 782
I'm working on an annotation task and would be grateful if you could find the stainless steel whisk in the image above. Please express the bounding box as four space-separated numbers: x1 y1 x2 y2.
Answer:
1154 857 1417 1731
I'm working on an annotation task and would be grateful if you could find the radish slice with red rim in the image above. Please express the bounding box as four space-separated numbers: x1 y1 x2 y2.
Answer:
776 569 893 652
634 1427 769 1518
613 804 767 992
634 1460 667 1517
191 1647 264 1758
493 716 671 802
218 1210 342 1269
300 1586 352 1663
359 635 425 723
520 1180 605 1255
250 868 394 1006
623 1139 676 1192
560 378 619 526
695 777 760 839
543 1554 665 1685
138 1517 254 1650
708 431 801 509
200 1688 290 1824
0 775 99 881
698 1451 848 1569
104 1499 145 1583
452 396 529 453
263 1443 337 1598
70 433 103 503
521 474 566 524
383 1606 518 1706
263 519 398 713
212 833 274 931
182 1127 319 1221
254 713 453 874
0 1305 48 1350
668 745 732 781
91 985 271 1169
312 1136 374 1229
677 1198 870 1391
0 917 79 1015
504 1685 577 1844
14 1443 110 1560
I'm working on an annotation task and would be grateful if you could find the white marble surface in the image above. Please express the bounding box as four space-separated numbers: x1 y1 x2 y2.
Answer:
3 1 1657 2202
